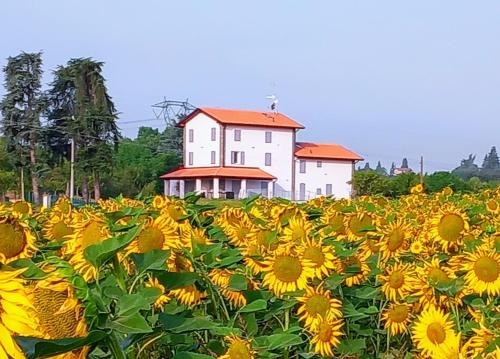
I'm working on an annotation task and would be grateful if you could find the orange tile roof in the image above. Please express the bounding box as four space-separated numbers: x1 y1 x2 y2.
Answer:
160 166 276 180
177 107 305 129
295 142 363 161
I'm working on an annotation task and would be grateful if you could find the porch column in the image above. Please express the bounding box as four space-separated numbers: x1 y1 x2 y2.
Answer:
267 180 275 198
240 179 247 199
195 178 202 194
164 180 170 196
179 180 185 198
213 177 220 199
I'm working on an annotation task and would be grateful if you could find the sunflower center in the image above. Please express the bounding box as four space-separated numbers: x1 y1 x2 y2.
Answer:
486 199 498 212
273 255 303 282
387 229 405 251
473 256 499 283
57 200 71 215
429 268 450 284
328 215 345 233
303 247 325 267
137 227 165 252
291 226 307 243
388 305 408 323
33 287 80 338
426 322 446 344
349 215 373 237
318 322 333 342
12 201 30 214
388 270 405 289
305 295 331 317
80 222 105 249
227 341 251 359
437 214 464 242
52 221 74 241
0 222 27 258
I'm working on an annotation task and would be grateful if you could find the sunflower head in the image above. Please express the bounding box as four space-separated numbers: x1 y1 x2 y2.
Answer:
0 215 37 263
219 336 255 359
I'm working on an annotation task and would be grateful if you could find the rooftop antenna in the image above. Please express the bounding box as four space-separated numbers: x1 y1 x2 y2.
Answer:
266 94 279 114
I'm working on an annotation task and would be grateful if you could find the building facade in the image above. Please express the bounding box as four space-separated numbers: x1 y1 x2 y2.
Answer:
161 107 362 200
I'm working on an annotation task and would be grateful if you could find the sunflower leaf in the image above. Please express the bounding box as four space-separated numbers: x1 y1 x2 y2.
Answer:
131 249 169 274
15 330 107 359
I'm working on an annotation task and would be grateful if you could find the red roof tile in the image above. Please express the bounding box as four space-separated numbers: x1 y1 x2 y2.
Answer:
295 142 363 161
177 107 304 129
160 166 276 180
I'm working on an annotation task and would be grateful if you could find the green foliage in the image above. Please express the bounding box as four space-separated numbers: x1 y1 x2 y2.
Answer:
424 171 469 193
353 170 390 196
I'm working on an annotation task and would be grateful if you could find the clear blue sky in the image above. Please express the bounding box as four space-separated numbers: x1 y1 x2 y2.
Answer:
1 1 499 172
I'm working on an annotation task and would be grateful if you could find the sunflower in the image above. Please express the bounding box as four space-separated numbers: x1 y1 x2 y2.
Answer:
170 284 206 307
319 210 347 238
126 215 180 255
344 211 376 241
485 198 499 214
161 198 187 222
309 316 344 357
382 303 413 336
462 323 499 359
0 268 39 359
31 274 88 359
411 183 425 194
296 286 342 329
220 217 254 247
209 269 248 308
281 216 313 244
410 240 425 254
42 213 74 242
261 246 314 296
145 277 171 309
219 336 255 359
63 213 112 281
379 220 412 260
412 305 457 357
379 263 418 301
53 196 73 216
415 257 458 308
434 332 462 359
151 195 167 210
429 205 469 252
11 200 32 216
0 215 37 264
179 224 211 250
299 239 337 280
462 249 500 296
340 251 371 287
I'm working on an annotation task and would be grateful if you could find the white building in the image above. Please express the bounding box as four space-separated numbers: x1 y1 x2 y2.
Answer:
161 107 362 200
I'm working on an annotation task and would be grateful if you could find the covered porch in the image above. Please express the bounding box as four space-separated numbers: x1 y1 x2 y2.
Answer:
160 166 276 199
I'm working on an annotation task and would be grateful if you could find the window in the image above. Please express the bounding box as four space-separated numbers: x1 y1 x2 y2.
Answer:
211 127 216 141
316 188 322 195
326 184 332 196
230 151 245 165
234 129 241 141
211 151 216 164
188 129 194 143
299 183 306 201
299 160 306 173
265 153 272 166
317 160 322 167
188 152 193 165
265 131 272 143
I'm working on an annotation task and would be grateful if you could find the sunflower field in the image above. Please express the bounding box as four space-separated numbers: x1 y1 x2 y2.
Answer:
0 186 499 359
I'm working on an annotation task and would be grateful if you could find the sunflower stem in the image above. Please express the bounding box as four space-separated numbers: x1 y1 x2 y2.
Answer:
284 307 290 359
112 255 127 292
108 333 127 359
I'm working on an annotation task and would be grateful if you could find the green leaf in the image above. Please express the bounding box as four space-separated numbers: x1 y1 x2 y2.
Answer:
173 352 214 359
7 259 48 279
360 306 379 314
239 299 267 313
243 313 258 336
131 249 169 274
116 294 151 316
109 313 152 334
159 314 220 333
337 338 366 354
228 274 248 291
154 271 200 290
354 286 381 300
15 331 107 359
262 333 303 351
84 224 142 268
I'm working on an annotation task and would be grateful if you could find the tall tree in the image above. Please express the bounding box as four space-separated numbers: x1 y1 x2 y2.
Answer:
401 158 409 169
47 58 120 201
1 52 45 203
389 162 396 176
375 161 387 176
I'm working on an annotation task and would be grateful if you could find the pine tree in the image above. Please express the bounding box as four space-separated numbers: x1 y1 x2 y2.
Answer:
1 52 45 204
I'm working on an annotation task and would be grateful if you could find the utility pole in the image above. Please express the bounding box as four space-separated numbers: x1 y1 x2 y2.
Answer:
419 156 424 184
69 137 75 202
20 167 25 200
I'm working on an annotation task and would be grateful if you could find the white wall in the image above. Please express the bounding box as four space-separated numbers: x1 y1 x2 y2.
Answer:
224 125 294 192
294 159 353 199
184 113 221 167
